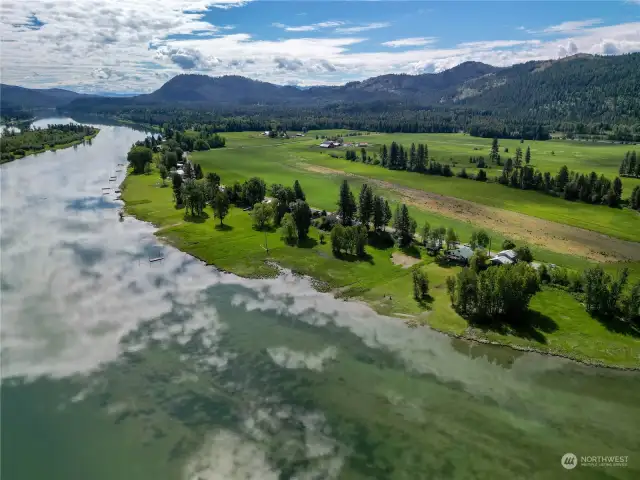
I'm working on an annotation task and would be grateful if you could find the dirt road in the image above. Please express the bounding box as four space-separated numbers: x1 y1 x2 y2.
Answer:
303 164 640 263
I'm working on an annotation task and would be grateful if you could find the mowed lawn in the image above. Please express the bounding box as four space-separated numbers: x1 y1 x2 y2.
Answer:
192 134 640 244
122 166 640 367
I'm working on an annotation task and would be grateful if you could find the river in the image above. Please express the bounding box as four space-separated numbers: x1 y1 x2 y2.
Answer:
1 119 638 479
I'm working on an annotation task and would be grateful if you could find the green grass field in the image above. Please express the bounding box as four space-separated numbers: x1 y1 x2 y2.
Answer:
122 162 640 368
301 130 640 193
190 132 640 248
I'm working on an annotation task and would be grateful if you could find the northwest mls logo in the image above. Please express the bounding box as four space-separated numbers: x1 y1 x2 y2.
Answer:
561 453 578 470
561 453 629 469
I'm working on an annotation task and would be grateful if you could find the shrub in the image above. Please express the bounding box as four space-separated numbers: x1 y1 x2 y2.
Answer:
502 239 516 250
550 267 569 286
515 245 533 263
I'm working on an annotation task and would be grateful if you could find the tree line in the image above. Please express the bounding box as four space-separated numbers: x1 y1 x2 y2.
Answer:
619 151 639 177
342 137 635 210
1 123 99 162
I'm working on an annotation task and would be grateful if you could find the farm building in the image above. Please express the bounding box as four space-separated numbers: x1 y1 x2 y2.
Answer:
319 141 336 148
445 245 474 264
490 249 517 266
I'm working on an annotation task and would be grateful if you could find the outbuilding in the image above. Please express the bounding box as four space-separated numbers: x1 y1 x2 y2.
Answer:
445 245 474 264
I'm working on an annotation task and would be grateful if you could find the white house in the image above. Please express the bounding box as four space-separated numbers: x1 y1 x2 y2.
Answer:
319 141 335 148
176 169 185 176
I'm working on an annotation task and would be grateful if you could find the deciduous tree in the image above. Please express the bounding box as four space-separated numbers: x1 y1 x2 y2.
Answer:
213 191 230 226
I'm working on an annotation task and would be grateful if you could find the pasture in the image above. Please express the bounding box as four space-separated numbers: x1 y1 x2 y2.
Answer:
303 130 640 194
192 132 640 253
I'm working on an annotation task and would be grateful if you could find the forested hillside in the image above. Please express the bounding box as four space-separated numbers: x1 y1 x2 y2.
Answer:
3 53 639 139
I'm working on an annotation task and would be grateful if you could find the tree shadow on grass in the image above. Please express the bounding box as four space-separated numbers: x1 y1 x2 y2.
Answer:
401 244 421 259
333 251 375 265
368 231 394 250
593 313 640 338
415 294 434 310
435 256 461 269
253 225 278 233
214 223 233 232
184 211 209 224
297 237 318 249
469 310 558 344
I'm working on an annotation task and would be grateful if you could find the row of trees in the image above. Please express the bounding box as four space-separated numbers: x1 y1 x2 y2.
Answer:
497 164 624 207
164 128 226 151
619 151 639 177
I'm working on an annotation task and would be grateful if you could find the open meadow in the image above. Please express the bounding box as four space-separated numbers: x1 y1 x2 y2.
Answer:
121 130 640 367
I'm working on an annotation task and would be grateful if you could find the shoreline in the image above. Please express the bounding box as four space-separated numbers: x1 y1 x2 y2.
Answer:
120 193 639 371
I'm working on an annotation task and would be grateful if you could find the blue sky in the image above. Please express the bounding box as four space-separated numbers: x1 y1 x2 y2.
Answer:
1 1 639 93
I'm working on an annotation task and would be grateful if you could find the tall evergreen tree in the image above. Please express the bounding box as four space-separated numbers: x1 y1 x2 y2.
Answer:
293 179 306 201
383 200 393 229
620 151 630 175
337 180 357 226
525 146 531 165
372 195 385 231
408 143 417 172
389 142 399 170
490 138 499 163
417 143 426 172
392 204 412 247
630 151 637 176
613 177 623 204
358 183 374 229
381 144 389 168
514 147 523 168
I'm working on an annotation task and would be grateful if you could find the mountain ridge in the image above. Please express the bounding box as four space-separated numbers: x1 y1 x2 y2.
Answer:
2 53 639 127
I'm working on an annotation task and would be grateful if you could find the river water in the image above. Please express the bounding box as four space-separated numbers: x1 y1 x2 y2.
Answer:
1 120 639 479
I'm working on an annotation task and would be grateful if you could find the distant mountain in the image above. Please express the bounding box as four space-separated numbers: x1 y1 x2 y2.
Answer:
7 53 638 126
0 84 95 110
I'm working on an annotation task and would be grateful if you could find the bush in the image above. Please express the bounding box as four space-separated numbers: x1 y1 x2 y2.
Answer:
569 271 584 292
475 169 487 181
502 239 516 250
515 245 533 263
550 267 569 286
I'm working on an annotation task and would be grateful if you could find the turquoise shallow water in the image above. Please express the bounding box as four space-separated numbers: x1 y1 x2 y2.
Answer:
1 121 639 480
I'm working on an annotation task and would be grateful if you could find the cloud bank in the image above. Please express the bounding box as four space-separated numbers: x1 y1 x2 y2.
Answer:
1 2 639 92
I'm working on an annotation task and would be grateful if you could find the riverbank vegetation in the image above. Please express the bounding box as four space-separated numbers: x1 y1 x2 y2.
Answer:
0 123 99 163
122 133 640 367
